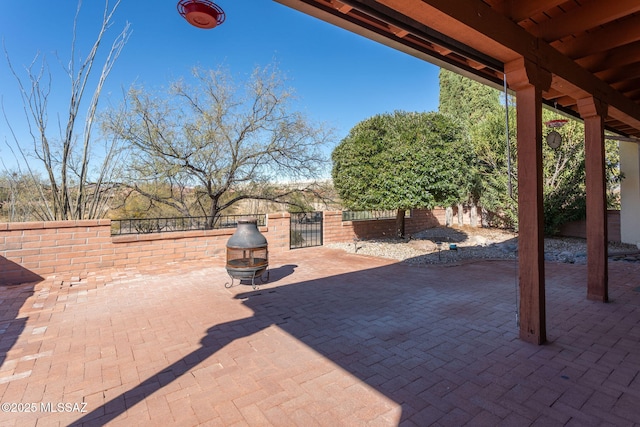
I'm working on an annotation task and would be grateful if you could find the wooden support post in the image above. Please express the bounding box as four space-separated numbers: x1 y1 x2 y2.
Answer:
578 97 609 302
506 58 551 345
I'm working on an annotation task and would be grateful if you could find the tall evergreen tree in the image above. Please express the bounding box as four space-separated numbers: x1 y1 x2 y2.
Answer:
332 111 474 237
439 69 515 227
438 68 621 233
439 69 501 124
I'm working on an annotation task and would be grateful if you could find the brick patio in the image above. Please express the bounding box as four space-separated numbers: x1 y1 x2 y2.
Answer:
1 247 639 426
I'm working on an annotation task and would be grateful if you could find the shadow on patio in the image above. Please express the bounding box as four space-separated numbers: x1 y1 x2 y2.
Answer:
69 247 640 426
0 257 42 371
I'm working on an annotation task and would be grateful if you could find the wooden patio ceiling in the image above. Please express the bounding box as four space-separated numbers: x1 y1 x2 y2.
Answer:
276 0 640 139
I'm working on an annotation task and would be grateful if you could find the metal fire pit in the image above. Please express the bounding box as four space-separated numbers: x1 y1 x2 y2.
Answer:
224 218 269 289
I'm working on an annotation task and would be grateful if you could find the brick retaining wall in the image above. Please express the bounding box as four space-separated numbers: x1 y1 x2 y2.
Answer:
1 208 479 286
0 213 291 286
557 210 621 242
323 208 449 243
1 207 617 286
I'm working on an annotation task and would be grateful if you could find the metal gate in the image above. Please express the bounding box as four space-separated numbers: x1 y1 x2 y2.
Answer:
290 212 323 249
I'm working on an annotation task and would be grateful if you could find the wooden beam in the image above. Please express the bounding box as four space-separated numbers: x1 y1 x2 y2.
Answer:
577 97 609 302
433 45 453 56
553 14 640 59
611 77 640 94
596 63 640 86
376 0 523 63
504 0 567 23
328 0 353 14
374 0 640 135
276 0 640 134
530 0 640 42
610 106 640 132
577 40 640 73
506 57 550 345
467 59 488 70
388 24 409 38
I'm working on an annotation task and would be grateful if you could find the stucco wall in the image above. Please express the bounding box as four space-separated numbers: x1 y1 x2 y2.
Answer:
620 141 640 246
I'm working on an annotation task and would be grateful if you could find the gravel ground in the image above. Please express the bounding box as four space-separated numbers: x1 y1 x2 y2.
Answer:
326 225 640 265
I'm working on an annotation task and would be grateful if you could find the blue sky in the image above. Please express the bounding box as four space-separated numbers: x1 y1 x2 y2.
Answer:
0 0 441 170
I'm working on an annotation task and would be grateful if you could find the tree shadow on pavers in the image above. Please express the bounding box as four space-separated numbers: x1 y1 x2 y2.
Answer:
73 255 640 426
73 258 527 426
0 258 42 369
265 264 297 283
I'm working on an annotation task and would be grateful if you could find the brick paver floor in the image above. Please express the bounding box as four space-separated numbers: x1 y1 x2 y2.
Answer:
1 247 639 426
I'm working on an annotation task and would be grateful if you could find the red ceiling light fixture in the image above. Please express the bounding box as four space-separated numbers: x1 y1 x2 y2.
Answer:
177 0 226 29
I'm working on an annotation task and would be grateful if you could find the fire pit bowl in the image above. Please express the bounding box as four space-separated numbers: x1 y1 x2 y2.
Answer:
225 218 269 289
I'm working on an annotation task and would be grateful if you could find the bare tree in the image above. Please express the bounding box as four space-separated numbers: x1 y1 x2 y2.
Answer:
105 64 333 227
2 0 130 220
0 171 44 222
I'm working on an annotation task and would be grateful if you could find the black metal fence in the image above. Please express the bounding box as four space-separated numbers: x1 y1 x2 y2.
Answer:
110 214 267 235
290 212 323 249
112 210 410 237
342 209 410 221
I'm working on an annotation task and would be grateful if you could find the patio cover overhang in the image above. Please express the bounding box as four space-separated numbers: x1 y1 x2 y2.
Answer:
275 0 640 344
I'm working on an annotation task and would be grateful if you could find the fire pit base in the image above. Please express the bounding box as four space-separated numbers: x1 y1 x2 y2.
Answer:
224 261 269 290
